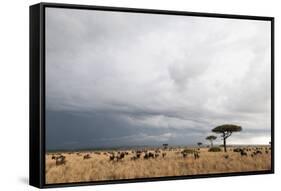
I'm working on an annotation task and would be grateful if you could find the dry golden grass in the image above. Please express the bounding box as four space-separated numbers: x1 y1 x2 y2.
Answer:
46 146 271 184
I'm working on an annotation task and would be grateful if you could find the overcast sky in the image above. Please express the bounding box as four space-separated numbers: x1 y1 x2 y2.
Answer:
45 8 271 150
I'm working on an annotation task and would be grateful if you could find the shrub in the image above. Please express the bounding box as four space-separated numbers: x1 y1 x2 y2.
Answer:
208 147 222 152
182 149 196 154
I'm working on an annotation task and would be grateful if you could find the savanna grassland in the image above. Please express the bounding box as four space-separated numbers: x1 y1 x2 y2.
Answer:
46 146 271 184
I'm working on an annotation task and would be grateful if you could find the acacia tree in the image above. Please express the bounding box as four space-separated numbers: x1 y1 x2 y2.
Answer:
212 124 242 152
206 135 217 147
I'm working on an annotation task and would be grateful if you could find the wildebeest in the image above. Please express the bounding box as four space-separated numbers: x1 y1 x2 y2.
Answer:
194 152 200 159
55 155 66 166
254 150 262 155
240 150 247 156
250 150 262 157
144 152 154 159
149 152 154 158
83 154 91 160
224 155 229 159
136 153 141 158
109 155 115 161
162 152 167 158
116 152 125 161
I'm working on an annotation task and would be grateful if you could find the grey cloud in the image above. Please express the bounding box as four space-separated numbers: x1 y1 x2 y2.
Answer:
45 8 271 150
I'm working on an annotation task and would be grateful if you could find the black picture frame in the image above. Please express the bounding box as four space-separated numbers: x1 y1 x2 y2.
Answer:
30 2 275 189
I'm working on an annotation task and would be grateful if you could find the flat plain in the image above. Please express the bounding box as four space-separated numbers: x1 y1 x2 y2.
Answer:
46 146 271 184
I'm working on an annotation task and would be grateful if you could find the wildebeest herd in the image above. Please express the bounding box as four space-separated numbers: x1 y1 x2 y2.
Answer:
46 145 271 184
49 147 204 167
232 147 270 157
107 149 169 161
48 146 270 166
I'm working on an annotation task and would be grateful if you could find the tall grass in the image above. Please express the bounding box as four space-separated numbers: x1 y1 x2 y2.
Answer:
46 147 271 184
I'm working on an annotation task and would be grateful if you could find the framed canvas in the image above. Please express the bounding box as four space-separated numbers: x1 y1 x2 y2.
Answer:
29 2 274 188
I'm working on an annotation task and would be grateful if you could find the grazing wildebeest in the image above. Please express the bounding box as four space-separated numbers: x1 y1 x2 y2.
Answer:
109 155 115 161
116 152 125 161
51 155 56 160
162 152 167 158
240 150 247 156
83 154 91 160
155 153 160 158
194 152 200 159
136 153 141 158
55 155 66 166
224 155 229 159
144 152 154 159
148 152 154 158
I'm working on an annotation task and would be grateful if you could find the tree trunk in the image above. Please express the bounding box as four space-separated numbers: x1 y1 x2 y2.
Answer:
223 138 226 152
211 140 213 147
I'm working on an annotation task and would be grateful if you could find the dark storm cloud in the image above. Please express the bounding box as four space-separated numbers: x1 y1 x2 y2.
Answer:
45 8 271 150
46 110 207 150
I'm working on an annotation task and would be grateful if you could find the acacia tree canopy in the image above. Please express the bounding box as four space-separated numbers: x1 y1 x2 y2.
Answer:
212 124 242 134
212 124 242 152
206 135 217 147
